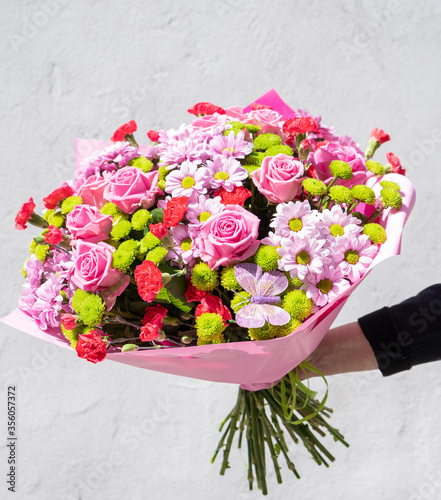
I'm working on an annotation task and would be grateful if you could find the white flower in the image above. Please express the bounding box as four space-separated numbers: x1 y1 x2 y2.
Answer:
270 200 320 239
301 266 350 307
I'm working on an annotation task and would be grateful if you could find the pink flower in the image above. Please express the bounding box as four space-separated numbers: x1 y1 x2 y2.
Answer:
61 313 77 330
370 128 390 145
71 241 129 297
251 154 305 203
332 234 378 282
76 330 107 363
66 205 113 244
208 130 253 159
75 174 110 209
196 205 260 269
44 225 63 245
191 114 227 133
245 109 283 133
302 266 350 307
386 152 406 175
206 156 248 192
104 166 162 214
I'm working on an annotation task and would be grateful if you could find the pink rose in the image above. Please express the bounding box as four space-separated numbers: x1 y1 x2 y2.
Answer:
251 154 305 203
103 167 163 214
312 137 366 181
71 242 129 308
66 204 113 244
196 205 260 269
76 174 110 208
244 109 283 133
191 114 227 132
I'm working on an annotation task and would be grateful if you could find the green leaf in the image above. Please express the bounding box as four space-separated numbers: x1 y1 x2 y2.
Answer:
151 208 164 223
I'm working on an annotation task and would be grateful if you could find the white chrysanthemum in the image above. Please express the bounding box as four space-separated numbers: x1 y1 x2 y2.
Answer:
186 195 225 228
168 224 199 268
270 200 320 238
318 204 362 240
301 266 350 307
165 161 209 197
206 156 248 192
331 234 378 282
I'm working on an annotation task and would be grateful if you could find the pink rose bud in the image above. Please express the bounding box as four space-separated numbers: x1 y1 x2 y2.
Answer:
299 139 311 161
61 313 77 331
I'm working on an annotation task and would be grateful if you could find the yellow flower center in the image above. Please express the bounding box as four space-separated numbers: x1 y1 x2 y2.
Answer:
344 249 359 265
199 211 211 222
180 238 192 251
317 278 332 294
296 250 310 266
181 176 195 189
330 224 344 237
222 147 234 154
214 171 230 180
289 218 303 232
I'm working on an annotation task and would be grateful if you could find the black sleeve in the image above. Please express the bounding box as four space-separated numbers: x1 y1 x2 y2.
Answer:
358 284 441 376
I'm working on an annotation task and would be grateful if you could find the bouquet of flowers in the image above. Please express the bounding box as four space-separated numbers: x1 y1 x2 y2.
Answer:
3 90 414 494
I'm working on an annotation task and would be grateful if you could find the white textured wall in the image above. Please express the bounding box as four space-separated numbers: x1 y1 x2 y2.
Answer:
1 1 441 499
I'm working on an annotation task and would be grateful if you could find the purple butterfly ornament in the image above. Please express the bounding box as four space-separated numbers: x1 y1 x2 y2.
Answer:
233 263 291 329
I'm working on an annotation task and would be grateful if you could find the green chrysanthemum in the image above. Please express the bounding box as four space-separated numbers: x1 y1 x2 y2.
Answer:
329 160 353 180
381 187 402 209
254 245 279 272
29 240 38 254
131 209 151 231
60 324 80 348
220 266 240 291
137 232 161 258
197 334 226 346
60 196 83 215
101 202 129 221
191 262 218 291
112 239 139 272
231 291 251 311
223 122 245 136
195 312 226 340
157 180 166 191
79 293 105 327
351 185 376 205
158 167 168 181
110 220 132 241
72 289 90 315
273 317 303 338
284 272 303 290
282 290 313 320
380 180 400 191
145 246 168 266
328 185 355 205
43 209 64 228
130 156 153 173
366 160 385 176
363 223 387 244
302 178 328 196
245 124 261 134
248 321 277 341
265 145 294 157
21 258 29 279
34 244 50 263
253 133 282 151
241 151 266 169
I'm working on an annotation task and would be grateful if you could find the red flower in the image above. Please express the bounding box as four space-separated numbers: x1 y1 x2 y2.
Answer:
195 296 232 326
187 102 226 116
386 152 406 175
163 197 189 228
213 186 251 207
283 117 319 137
134 260 164 302
15 197 36 230
143 304 168 328
184 277 210 302
147 130 160 142
75 330 107 363
140 323 160 342
314 140 330 150
44 225 63 245
300 139 311 151
149 222 169 240
251 102 273 110
43 185 74 210
370 128 390 145
111 120 137 142
61 313 77 331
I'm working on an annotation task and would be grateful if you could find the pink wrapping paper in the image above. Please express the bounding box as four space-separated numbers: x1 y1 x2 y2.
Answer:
1 90 415 390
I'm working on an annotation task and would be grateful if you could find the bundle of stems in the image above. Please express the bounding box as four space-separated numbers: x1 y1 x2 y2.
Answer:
211 362 349 495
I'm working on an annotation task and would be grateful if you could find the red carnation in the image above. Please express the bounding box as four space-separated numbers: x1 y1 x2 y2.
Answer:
163 197 189 228
386 152 406 175
314 140 330 150
43 185 74 210
44 225 63 245
283 117 319 137
75 330 107 363
147 130 160 142
184 277 210 302
140 323 160 342
370 128 390 145
251 102 273 110
111 120 137 142
149 222 169 240
143 304 168 328
61 313 77 331
187 102 226 116
134 260 164 302
213 186 252 207
15 197 36 230
195 296 232 326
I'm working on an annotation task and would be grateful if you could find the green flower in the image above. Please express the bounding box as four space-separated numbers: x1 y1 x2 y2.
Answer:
112 239 139 272
223 122 245 135
195 312 226 340
380 179 400 191
282 290 313 320
273 317 302 338
265 145 294 156
191 262 218 291
130 157 153 173
381 187 402 209
60 196 83 215
72 289 91 314
34 244 50 263
197 334 226 345
101 202 129 221
366 160 385 176
220 266 240 291
244 124 261 134
231 291 251 311
328 185 355 205
363 223 387 244
248 322 277 341
131 209 151 231
137 232 161 258
110 220 132 241
253 133 282 151
145 246 168 266
43 209 64 228
79 293 105 327
351 185 376 205
158 167 168 181
329 160 353 180
302 178 327 196
254 245 279 272
241 151 266 168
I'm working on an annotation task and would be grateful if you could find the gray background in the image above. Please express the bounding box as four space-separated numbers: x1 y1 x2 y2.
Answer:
1 1 441 499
